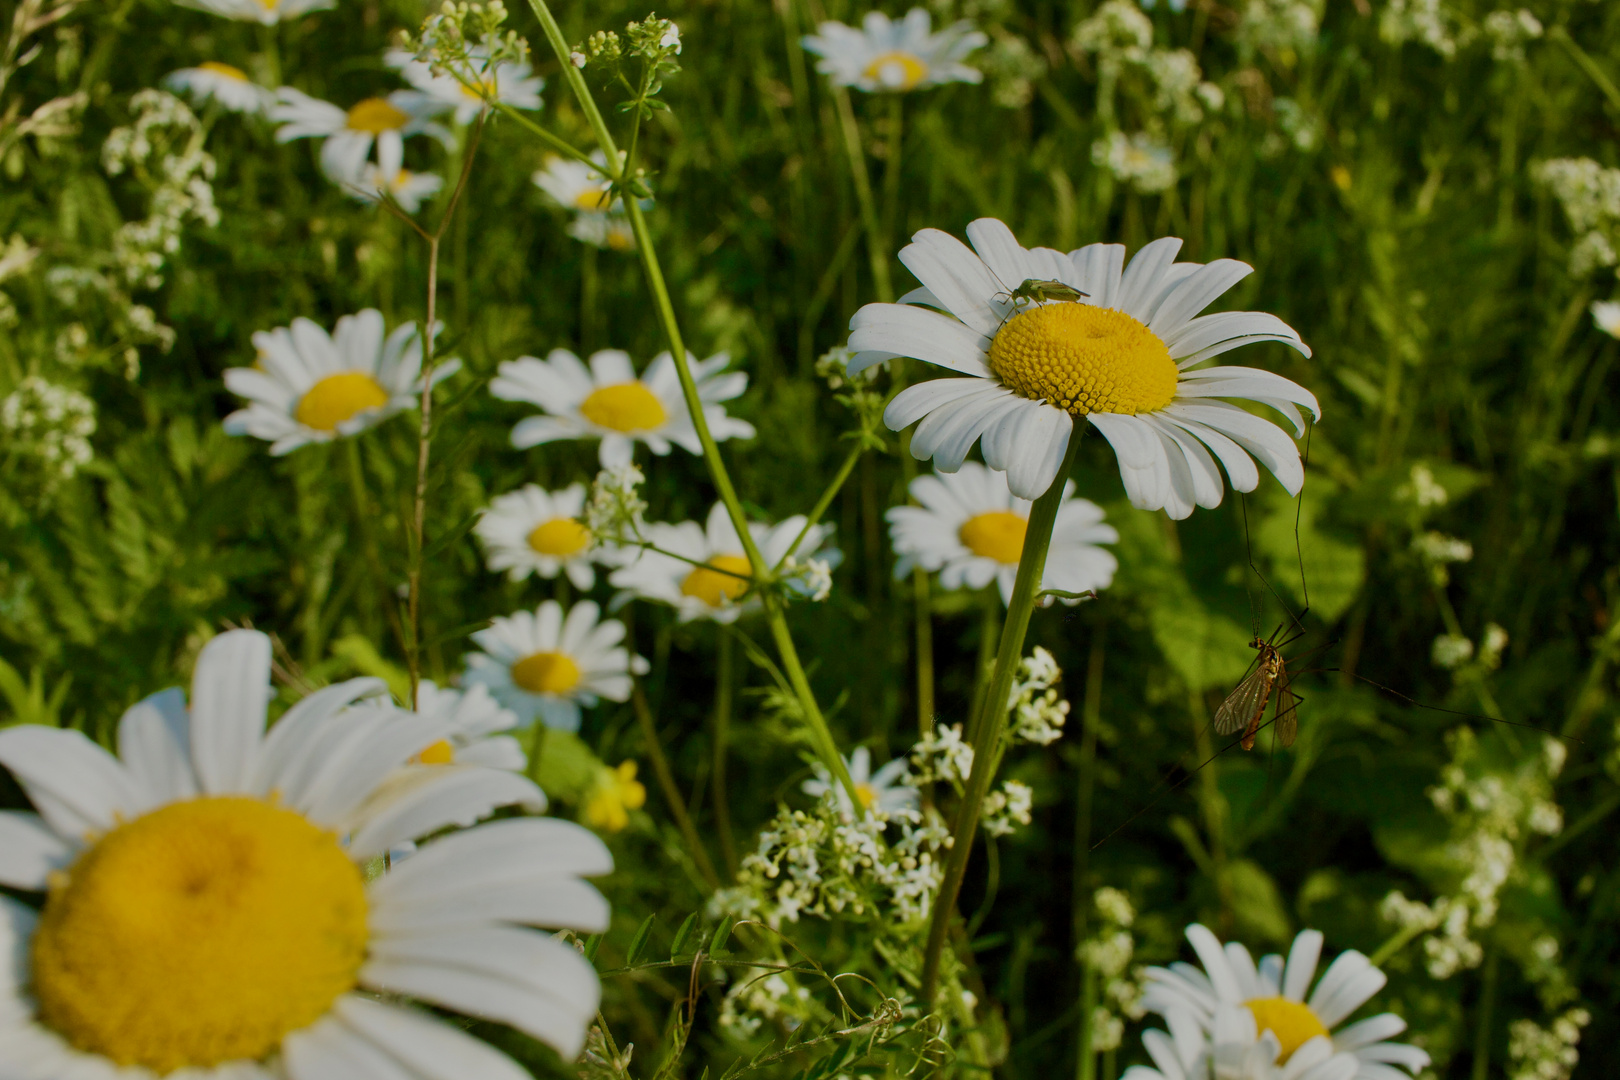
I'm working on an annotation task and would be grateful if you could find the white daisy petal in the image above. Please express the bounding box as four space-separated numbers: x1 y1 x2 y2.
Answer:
1067 242 1126 308
0 727 142 838
348 768 548 859
886 378 999 431
849 302 993 376
1332 1013 1405 1050
1117 236 1185 322
1148 259 1254 338
1311 963 1386 1028
116 688 198 810
332 996 536 1080
0 811 71 890
1284 929 1324 1002
1356 1042 1431 1070
1184 924 1244 1003
283 1011 417 1080
189 629 273 794
901 228 1006 333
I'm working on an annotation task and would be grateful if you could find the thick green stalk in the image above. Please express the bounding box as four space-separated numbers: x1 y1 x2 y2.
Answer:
831 86 893 302
920 423 1082 1004
524 0 860 806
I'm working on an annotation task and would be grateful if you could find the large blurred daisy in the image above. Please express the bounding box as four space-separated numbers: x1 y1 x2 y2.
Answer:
386 46 544 125
474 482 621 589
272 87 450 184
0 629 610 1076
1124 1003 1364 1080
609 502 837 624
888 461 1117 606
1142 924 1430 1079
490 347 755 467
463 600 648 732
848 219 1319 516
223 308 457 455
173 0 331 24
163 62 276 114
802 9 986 93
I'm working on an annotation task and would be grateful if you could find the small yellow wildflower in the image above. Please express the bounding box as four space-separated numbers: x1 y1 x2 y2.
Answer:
582 761 647 832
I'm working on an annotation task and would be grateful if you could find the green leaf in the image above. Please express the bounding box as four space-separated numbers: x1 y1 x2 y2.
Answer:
625 914 656 966
709 914 735 955
670 911 698 958
584 933 603 963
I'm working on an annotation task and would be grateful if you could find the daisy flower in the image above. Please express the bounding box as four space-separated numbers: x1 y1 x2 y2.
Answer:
802 746 919 816
475 482 620 589
490 347 756 468
1124 1003 1363 1080
346 133 443 211
406 680 527 771
463 600 649 732
223 308 458 455
887 461 1117 606
1142 924 1431 1079
533 152 645 251
386 46 544 125
271 87 451 184
609 502 838 624
848 218 1320 516
163 62 277 114
1592 299 1620 338
172 0 332 24
0 629 611 1076
802 9 987 93
569 211 638 251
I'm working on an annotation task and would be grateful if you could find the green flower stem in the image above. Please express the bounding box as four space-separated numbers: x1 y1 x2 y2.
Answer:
881 94 903 268
490 100 596 165
342 439 396 650
632 678 722 891
920 423 1082 1005
831 85 894 303
713 629 739 878
524 0 861 807
772 438 866 574
1549 27 1620 112
915 568 935 742
1367 921 1427 969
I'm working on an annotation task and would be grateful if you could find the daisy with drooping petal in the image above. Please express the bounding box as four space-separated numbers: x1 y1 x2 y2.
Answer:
271 87 451 185
0 628 611 1076
475 482 621 589
463 600 649 732
802 9 987 93
491 347 756 467
609 502 838 624
802 746 919 817
848 218 1320 516
888 461 1117 606
1123 1003 1363 1080
386 46 544 125
172 0 332 24
1142 924 1431 1080
223 308 458 455
343 132 444 211
163 62 277 114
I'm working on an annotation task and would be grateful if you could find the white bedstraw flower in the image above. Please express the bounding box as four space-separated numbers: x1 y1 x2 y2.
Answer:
608 502 836 623
802 746 919 816
1093 130 1177 194
475 482 621 588
802 8 986 93
271 87 451 184
386 46 544 125
1142 923 1431 1080
849 218 1319 514
0 629 612 1075
171 0 331 23
463 600 648 732
491 347 755 467
163 62 277 114
223 309 458 455
1592 300 1620 339
887 461 1117 606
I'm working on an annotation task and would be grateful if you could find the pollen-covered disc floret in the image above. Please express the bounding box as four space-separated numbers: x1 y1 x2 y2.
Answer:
32 798 367 1071
987 303 1178 415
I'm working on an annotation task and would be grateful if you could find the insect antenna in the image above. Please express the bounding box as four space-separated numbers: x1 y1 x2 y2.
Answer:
1310 667 1580 745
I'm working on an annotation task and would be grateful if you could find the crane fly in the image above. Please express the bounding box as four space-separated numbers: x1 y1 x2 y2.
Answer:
1213 631 1304 751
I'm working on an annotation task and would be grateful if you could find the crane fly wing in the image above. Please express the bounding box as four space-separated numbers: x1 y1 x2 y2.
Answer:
1274 679 1300 749
1214 667 1273 736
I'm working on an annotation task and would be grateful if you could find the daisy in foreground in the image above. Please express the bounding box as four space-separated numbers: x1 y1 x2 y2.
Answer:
609 501 837 623
173 0 330 23
888 461 1117 606
0 629 610 1076
491 347 755 467
163 62 276 115
1141 924 1430 1079
802 746 919 817
223 308 457 455
802 9 986 93
848 218 1320 516
1125 1003 1365 1080
464 599 648 732
476 482 620 588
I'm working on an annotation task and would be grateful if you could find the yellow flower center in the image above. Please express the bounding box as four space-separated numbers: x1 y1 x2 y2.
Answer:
198 61 249 81
863 50 930 91
1245 996 1330 1063
574 187 614 211
680 554 754 608
958 510 1028 564
511 650 582 695
31 797 367 1072
293 372 389 432
346 97 410 134
528 517 592 558
987 304 1178 415
582 761 647 832
415 738 455 765
258 0 279 9
606 225 635 252
459 77 498 101
855 783 878 810
579 381 667 433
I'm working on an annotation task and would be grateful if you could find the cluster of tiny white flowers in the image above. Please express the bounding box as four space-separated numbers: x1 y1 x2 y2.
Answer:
1538 158 1620 278
0 376 97 480
1413 531 1473 565
1079 887 1145 1052
1006 647 1070 746
1396 463 1450 508
1272 97 1322 153
1431 634 1474 670
1235 0 1324 59
980 33 1046 109
103 91 220 292
979 779 1032 838
1070 0 1152 69
584 463 647 545
0 235 38 329
717 973 815 1038
1092 131 1175 194
910 723 975 785
408 0 528 75
1380 0 1471 58
1484 8 1542 63
779 555 833 603
1508 1008 1590 1080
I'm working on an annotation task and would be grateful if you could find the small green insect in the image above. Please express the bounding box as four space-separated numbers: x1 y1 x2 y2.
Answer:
995 278 1089 312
